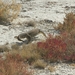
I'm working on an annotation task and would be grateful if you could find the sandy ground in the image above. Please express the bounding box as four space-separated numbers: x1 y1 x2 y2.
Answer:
0 0 75 75
0 0 75 45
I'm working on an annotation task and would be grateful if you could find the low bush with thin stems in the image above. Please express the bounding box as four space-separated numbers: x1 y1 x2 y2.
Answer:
33 59 47 69
0 53 33 75
0 0 21 25
54 12 75 33
10 43 41 65
37 34 67 62
37 32 75 62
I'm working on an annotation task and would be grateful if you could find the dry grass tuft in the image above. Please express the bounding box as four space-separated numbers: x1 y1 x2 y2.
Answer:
48 65 56 72
10 43 41 64
0 53 33 75
70 63 75 67
19 44 41 64
0 45 10 52
0 0 21 25
33 59 47 69
11 44 20 50
54 12 75 33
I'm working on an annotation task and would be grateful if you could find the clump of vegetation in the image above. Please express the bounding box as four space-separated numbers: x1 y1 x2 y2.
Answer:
58 31 75 62
56 12 75 62
54 12 75 33
37 32 75 62
0 54 33 75
48 65 56 72
10 43 41 65
33 59 47 69
0 0 21 25
0 12 75 63
0 13 75 75
0 45 10 52
11 44 20 50
19 44 41 64
37 12 75 63
37 34 67 62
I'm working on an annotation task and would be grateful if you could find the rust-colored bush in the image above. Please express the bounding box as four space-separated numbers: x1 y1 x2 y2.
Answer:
0 53 33 75
37 34 67 62
37 33 75 62
60 31 75 62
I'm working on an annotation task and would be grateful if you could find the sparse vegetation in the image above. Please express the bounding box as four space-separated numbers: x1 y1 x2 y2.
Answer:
54 12 75 33
0 45 10 52
37 33 75 62
0 11 75 75
37 12 75 63
33 59 47 69
10 43 41 65
37 34 67 62
11 44 20 50
48 65 56 72
0 0 21 25
70 63 75 67
0 54 33 75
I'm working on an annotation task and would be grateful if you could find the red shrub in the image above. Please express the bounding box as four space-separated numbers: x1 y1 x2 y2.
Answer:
37 35 67 62
60 31 75 62
0 54 33 75
64 53 75 62
39 33 75 62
